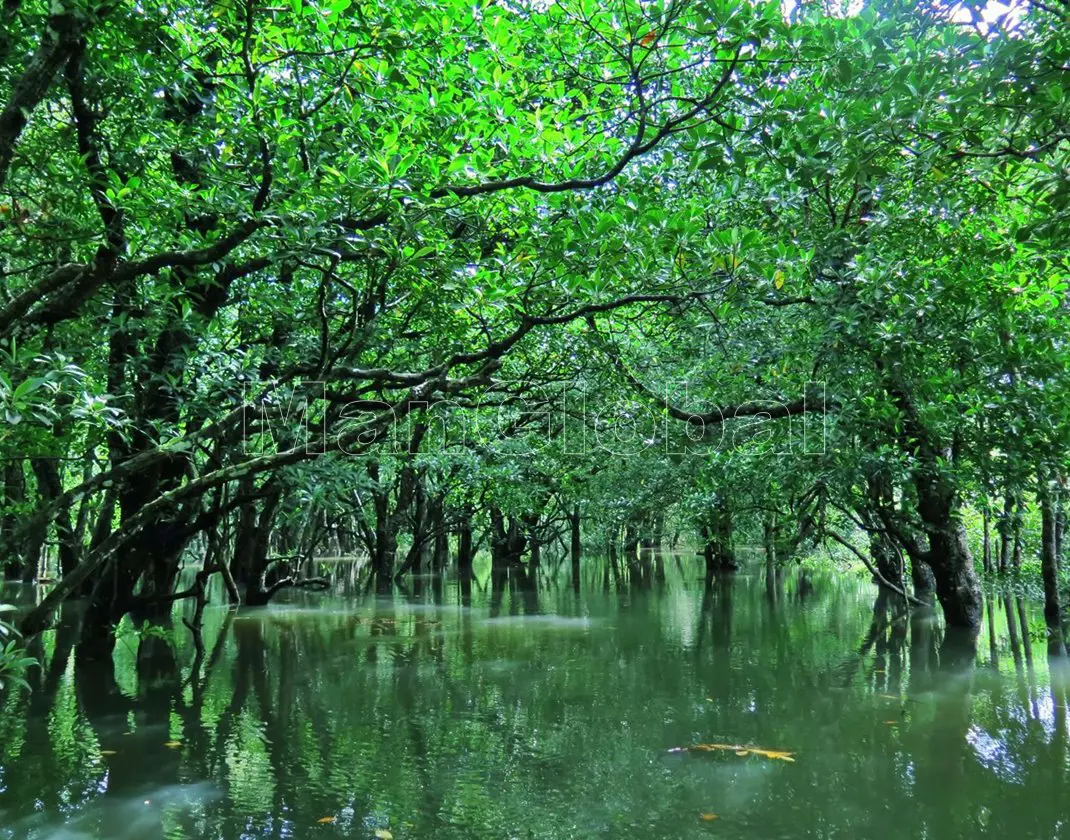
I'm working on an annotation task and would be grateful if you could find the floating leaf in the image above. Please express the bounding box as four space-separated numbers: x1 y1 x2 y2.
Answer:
883 720 899 726
693 743 737 751
100 750 118 756
748 748 796 762
374 831 393 840
671 743 795 762
164 741 183 749
699 813 720 822
317 816 337 824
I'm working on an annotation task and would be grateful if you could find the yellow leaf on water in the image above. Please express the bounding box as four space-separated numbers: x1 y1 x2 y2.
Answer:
374 831 393 840
673 743 795 762
883 720 899 726
317 817 337 824
748 748 796 762
100 750 117 756
163 741 183 749
699 813 719 821
705 697 715 702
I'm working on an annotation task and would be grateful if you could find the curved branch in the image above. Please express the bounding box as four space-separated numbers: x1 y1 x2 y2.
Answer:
588 316 830 427
264 576 330 600
429 45 742 199
824 530 924 607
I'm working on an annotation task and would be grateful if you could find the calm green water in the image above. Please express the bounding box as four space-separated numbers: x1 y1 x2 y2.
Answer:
2 561 1069 839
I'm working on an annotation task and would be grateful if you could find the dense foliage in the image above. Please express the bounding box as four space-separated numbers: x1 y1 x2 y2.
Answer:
0 0 1067 652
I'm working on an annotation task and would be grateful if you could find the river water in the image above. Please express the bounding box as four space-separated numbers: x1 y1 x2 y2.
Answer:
1 560 1068 839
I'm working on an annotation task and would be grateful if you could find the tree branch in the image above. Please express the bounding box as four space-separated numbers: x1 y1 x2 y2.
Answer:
0 11 82 192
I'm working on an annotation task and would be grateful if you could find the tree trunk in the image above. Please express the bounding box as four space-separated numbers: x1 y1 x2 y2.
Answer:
431 496 449 571
911 554 937 603
1056 491 1064 565
982 507 992 575
998 492 1014 573
32 458 80 578
1012 500 1023 571
763 516 776 567
21 516 44 583
927 525 980 627
570 504 581 577
372 488 397 586
522 512 541 571
870 531 901 591
230 478 263 589
456 512 473 577
237 489 282 606
1039 474 1061 622
765 545 778 606
702 526 716 576
489 507 525 569
373 526 397 587
704 498 735 572
915 474 982 629
401 479 428 577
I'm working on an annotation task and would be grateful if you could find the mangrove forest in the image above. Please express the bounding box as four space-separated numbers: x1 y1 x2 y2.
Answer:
0 0 1069 836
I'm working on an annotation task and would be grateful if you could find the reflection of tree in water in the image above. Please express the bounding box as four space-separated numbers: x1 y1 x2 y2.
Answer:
488 565 541 618
5 569 1070 839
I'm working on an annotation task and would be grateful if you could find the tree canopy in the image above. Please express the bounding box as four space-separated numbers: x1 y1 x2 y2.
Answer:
0 0 1068 648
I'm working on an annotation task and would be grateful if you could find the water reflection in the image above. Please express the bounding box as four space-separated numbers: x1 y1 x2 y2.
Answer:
2 563 1069 839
